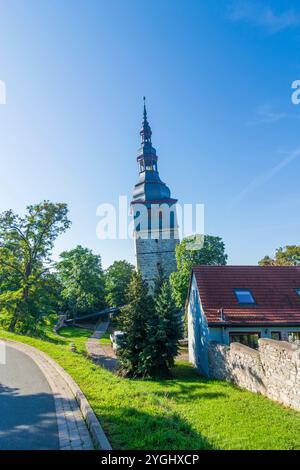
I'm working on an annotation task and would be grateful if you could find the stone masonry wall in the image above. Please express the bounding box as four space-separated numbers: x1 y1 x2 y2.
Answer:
135 235 178 289
208 339 300 411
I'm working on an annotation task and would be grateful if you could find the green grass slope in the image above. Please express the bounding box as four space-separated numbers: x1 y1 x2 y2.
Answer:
1 327 299 450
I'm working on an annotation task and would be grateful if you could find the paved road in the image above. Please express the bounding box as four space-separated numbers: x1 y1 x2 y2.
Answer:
0 345 59 450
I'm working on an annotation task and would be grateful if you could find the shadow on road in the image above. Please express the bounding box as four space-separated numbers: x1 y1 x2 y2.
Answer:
0 383 60 450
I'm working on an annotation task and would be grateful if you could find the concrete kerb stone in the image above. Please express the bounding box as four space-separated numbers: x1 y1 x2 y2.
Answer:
1 338 112 451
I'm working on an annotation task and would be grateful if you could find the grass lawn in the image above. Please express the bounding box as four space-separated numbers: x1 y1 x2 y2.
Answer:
1 327 300 450
58 326 92 352
99 331 111 345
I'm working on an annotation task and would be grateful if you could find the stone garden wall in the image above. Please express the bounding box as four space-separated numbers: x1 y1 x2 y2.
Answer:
208 339 300 411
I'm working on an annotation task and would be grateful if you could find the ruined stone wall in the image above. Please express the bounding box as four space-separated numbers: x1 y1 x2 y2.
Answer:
208 339 300 411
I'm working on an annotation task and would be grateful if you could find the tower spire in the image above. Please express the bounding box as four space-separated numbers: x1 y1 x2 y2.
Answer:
131 100 179 292
140 96 153 149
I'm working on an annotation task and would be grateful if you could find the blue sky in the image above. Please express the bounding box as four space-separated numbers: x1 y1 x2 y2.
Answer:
0 0 299 268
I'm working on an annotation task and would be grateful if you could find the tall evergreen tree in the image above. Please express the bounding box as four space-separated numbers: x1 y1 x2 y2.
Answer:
118 273 182 377
153 263 166 298
143 281 182 376
118 271 154 377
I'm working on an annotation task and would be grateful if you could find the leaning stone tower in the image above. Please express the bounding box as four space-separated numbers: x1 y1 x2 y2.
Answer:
131 98 179 292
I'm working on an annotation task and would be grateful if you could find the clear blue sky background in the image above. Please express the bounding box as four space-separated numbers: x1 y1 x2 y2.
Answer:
0 0 299 268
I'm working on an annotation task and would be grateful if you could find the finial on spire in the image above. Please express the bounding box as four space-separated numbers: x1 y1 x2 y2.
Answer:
140 96 153 149
143 96 147 121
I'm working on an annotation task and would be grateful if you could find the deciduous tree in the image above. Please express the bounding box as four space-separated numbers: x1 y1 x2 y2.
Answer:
259 246 300 266
56 245 106 317
0 201 70 332
170 234 227 308
104 260 135 307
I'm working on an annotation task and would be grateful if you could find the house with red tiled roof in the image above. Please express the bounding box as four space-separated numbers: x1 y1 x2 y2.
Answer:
187 265 300 375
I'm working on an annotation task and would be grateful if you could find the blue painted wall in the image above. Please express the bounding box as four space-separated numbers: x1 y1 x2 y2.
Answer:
187 274 210 376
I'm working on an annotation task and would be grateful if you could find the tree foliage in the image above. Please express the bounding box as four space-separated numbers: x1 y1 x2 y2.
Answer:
145 281 182 375
55 245 106 317
117 271 155 377
0 201 70 332
118 272 182 377
170 234 228 308
104 260 135 307
259 245 300 266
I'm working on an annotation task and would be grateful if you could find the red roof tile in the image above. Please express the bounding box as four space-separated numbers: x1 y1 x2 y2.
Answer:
192 265 300 325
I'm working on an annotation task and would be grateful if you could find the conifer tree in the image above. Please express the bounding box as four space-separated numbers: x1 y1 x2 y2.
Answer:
153 263 166 298
136 280 182 377
146 281 182 375
118 271 154 377
118 273 182 377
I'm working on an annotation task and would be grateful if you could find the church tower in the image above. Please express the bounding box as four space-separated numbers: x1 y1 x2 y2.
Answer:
131 98 179 291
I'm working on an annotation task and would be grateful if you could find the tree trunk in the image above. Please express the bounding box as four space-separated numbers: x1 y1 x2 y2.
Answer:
9 286 28 332
9 313 18 332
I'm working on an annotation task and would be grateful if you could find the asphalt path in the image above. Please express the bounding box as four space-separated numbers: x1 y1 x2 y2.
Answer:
0 344 59 450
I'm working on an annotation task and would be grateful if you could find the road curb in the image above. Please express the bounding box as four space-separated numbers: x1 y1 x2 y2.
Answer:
1 338 112 450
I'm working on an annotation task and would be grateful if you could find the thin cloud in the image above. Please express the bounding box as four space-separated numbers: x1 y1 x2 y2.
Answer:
231 147 300 206
247 104 287 126
228 1 300 34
